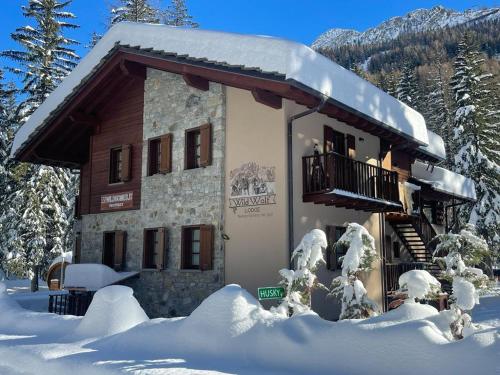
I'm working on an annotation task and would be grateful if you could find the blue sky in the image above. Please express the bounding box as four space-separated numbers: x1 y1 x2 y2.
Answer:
1 0 499 68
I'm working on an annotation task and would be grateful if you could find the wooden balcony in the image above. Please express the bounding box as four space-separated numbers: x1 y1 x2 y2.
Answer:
302 152 402 212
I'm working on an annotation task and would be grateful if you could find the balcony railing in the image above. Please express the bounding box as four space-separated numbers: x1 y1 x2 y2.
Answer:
302 152 400 204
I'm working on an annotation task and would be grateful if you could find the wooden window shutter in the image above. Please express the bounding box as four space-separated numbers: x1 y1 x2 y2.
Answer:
347 134 356 158
160 134 172 173
199 123 212 167
121 144 132 182
155 228 167 270
200 225 214 271
114 230 126 271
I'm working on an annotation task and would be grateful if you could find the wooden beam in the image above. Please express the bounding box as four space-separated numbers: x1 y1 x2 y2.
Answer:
183 73 209 91
119 60 147 79
251 88 282 109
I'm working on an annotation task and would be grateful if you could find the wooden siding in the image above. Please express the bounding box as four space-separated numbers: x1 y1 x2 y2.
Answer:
79 78 144 215
391 150 412 182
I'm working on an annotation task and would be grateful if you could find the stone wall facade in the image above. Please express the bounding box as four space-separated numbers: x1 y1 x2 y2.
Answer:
79 69 226 318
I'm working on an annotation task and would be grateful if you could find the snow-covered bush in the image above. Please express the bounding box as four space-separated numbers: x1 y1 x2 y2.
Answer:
433 225 491 339
398 270 441 303
329 223 380 319
277 229 327 315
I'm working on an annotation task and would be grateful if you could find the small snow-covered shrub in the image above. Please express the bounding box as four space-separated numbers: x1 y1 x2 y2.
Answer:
433 225 492 339
277 229 328 315
398 270 441 303
329 223 380 319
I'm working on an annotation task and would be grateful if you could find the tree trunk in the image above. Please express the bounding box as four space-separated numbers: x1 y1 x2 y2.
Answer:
30 265 39 292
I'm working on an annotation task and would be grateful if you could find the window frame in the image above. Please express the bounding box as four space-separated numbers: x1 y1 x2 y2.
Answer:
181 225 202 269
185 126 202 170
143 227 167 270
147 137 162 176
109 146 123 184
325 225 347 271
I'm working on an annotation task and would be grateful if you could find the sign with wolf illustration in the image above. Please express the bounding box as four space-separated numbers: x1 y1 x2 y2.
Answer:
229 162 276 215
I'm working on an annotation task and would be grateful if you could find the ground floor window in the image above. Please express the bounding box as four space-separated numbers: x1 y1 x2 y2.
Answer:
102 231 126 271
143 228 167 270
181 225 214 270
325 225 347 270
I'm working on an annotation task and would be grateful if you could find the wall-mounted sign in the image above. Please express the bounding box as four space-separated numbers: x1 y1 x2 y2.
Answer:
100 191 133 211
229 162 276 215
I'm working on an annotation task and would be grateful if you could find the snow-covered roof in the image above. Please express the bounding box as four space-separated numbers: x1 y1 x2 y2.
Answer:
11 22 429 157
411 160 476 201
63 264 138 291
49 251 73 268
417 130 446 161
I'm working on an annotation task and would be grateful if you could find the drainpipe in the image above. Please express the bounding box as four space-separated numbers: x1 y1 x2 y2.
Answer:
287 95 328 267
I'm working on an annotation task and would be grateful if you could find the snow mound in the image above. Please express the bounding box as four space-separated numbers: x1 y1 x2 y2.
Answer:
453 277 478 311
183 284 278 339
399 270 441 301
75 286 148 337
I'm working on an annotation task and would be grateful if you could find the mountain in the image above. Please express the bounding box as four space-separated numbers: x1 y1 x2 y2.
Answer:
313 6 500 50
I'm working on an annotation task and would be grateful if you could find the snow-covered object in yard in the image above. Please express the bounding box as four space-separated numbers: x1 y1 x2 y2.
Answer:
412 160 477 201
278 229 327 315
417 130 446 161
330 223 380 319
63 264 138 291
49 251 72 268
399 270 441 302
76 285 148 337
11 22 430 158
453 277 479 311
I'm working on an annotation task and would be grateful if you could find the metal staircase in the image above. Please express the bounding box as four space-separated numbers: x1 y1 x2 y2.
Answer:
386 212 441 277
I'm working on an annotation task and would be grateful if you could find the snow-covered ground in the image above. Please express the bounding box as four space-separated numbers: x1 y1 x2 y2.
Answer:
0 281 499 375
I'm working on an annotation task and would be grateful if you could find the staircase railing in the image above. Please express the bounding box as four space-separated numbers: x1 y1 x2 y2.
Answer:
411 212 437 251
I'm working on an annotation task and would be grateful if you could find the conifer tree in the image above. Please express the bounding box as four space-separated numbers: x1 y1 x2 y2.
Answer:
110 0 160 25
1 0 79 288
450 33 500 252
395 61 421 110
163 0 198 27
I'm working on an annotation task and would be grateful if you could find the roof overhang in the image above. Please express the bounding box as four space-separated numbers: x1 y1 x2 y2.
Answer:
411 161 476 202
11 23 430 167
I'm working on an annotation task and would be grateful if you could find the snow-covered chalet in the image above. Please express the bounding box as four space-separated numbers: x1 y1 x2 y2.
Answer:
10 23 477 319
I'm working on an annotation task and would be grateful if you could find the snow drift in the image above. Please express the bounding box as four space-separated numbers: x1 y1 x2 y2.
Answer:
75 285 148 337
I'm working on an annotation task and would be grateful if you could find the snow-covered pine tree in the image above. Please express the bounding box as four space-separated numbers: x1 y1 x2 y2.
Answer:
277 229 328 316
423 62 454 167
395 61 421 110
163 0 198 27
450 32 500 253
329 223 380 319
1 0 79 288
110 0 161 25
0 72 18 273
350 63 367 80
433 225 491 339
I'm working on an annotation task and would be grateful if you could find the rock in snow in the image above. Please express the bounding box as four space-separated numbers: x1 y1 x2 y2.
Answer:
75 285 148 337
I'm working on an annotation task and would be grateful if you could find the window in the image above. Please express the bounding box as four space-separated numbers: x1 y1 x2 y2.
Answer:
148 134 172 176
143 228 167 269
393 241 400 259
182 225 214 270
109 144 131 183
102 231 126 271
185 124 211 169
148 138 161 176
109 147 122 183
325 226 347 270
324 126 346 156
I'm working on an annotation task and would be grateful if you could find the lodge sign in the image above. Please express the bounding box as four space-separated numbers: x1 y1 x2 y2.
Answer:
100 191 133 211
229 162 276 214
